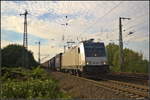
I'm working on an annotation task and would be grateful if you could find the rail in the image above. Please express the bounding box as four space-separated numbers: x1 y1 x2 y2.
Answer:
72 75 150 99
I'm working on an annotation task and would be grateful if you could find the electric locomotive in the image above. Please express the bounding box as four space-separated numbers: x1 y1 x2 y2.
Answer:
42 39 109 76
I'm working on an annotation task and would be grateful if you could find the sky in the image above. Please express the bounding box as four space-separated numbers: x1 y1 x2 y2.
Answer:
1 1 149 62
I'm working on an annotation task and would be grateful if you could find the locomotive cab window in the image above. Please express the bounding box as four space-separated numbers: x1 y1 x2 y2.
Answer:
84 43 106 57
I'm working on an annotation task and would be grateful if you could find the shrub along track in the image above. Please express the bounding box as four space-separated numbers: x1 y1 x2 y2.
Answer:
45 69 149 99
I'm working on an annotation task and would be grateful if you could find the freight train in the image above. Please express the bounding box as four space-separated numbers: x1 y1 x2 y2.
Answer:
42 39 109 76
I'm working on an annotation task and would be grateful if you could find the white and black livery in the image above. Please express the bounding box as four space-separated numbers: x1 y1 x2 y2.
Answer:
42 39 109 76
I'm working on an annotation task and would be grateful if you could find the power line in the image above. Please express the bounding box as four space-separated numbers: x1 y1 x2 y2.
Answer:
78 17 119 39
98 18 119 32
81 2 122 34
123 21 147 32
123 13 148 26
124 34 148 43
76 2 122 42
124 27 148 41
99 2 122 21
111 19 148 43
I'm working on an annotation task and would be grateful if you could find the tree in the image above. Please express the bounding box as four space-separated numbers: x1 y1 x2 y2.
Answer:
123 48 148 73
106 43 149 73
2 44 38 68
106 43 119 66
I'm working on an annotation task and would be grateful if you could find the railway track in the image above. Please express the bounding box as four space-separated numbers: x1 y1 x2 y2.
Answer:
88 72 149 86
44 68 149 99
72 75 150 100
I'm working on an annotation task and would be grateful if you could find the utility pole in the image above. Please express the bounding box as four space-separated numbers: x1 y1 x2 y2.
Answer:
38 41 40 65
61 16 69 53
119 17 131 72
20 10 29 68
0 16 1 95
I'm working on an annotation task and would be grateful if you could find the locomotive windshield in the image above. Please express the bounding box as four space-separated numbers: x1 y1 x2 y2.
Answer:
84 42 106 57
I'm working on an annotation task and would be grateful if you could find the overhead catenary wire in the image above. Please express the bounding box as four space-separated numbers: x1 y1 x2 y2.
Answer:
19 2 122 43
85 9 148 43
123 24 149 43
123 13 148 26
112 15 148 43
98 2 122 21
81 2 122 34
78 2 122 41
81 2 148 40
123 26 148 41
109 13 148 41
124 34 148 43
123 21 147 32
104 17 147 37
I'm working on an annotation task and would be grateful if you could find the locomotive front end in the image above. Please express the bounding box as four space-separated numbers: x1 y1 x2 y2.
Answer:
83 40 109 75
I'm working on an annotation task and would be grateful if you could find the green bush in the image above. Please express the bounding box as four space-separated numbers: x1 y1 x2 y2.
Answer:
2 44 38 68
1 79 69 99
30 67 48 79
1 67 29 81
1 67 71 99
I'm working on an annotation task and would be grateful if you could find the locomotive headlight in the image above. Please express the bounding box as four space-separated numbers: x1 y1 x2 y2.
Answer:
103 61 108 65
103 61 106 65
86 62 89 65
101 61 107 65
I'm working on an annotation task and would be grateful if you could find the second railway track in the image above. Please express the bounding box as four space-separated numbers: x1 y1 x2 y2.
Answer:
106 72 149 86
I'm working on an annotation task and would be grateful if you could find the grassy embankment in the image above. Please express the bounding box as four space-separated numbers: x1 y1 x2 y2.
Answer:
0 67 71 99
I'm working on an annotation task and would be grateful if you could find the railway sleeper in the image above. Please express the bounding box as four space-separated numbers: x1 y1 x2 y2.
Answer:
113 86 148 98
113 82 147 92
107 80 149 92
130 95 140 98
72 74 149 99
136 97 147 100
113 84 148 97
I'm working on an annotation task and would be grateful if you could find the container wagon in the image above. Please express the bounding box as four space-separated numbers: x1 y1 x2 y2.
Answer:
41 60 50 69
49 57 55 70
55 53 62 71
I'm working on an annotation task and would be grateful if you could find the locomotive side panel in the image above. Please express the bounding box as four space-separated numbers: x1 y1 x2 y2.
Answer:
61 47 77 69
61 43 85 71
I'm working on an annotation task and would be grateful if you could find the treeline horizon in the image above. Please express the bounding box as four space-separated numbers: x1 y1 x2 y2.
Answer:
1 43 149 73
106 43 149 73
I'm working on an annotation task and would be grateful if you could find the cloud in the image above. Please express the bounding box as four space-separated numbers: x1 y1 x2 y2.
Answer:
1 15 24 33
1 40 22 48
1 39 63 62
29 44 63 62
1 1 149 61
